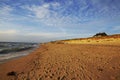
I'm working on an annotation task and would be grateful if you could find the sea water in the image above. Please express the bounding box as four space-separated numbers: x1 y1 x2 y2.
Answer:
0 42 38 63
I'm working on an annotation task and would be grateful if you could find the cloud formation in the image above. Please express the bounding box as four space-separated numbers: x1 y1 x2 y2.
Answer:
0 30 17 34
0 0 120 42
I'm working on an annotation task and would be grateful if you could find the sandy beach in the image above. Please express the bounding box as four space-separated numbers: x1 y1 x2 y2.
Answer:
0 35 120 80
1 0 120 79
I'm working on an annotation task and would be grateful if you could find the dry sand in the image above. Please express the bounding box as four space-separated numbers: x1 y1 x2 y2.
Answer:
0 36 120 80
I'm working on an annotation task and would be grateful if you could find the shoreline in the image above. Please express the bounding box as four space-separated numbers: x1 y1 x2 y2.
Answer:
0 45 40 64
0 36 120 80
0 55 26 64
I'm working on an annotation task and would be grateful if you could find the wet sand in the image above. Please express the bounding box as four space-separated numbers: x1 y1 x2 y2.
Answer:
0 43 120 80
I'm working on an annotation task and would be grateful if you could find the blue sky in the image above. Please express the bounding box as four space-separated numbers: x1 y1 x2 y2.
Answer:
0 0 120 42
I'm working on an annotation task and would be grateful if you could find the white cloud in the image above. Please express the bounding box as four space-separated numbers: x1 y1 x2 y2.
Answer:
50 2 60 7
20 2 71 26
0 30 17 34
113 26 120 31
0 5 13 22
0 5 13 16
28 5 50 19
0 31 68 42
27 32 67 38
22 2 60 19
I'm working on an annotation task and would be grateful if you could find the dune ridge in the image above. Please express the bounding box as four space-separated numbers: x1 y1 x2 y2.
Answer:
55 34 120 45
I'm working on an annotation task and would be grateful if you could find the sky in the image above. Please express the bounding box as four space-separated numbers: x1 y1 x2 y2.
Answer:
0 0 120 42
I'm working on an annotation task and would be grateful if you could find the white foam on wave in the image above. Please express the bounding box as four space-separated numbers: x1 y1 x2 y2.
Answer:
0 49 34 62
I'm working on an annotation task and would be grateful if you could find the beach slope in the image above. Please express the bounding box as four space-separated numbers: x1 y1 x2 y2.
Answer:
0 35 120 80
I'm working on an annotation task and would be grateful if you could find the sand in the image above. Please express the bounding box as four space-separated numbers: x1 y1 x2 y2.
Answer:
61 34 120 45
0 35 120 80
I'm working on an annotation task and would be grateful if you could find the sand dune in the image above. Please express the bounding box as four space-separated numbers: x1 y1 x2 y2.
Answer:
0 35 120 80
61 34 120 45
